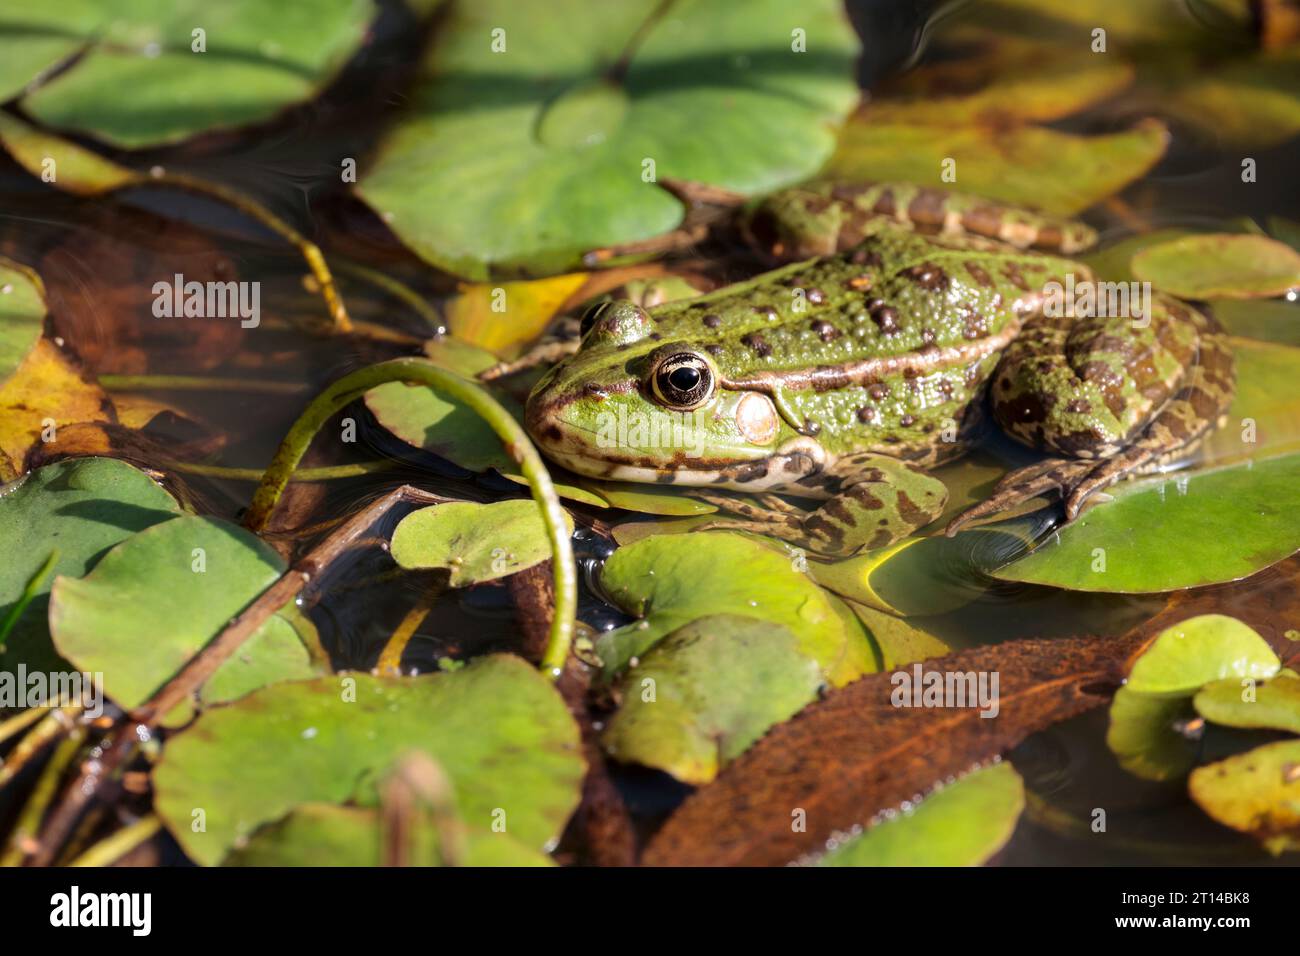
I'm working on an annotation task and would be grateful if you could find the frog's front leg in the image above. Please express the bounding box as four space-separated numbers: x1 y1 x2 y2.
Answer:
692 453 948 558
947 296 1236 534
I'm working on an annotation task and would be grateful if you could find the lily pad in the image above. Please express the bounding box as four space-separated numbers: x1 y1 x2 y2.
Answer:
0 257 46 386
601 614 823 784
596 531 875 686
365 380 519 474
0 111 136 195
1194 675 1300 735
817 761 1024 866
49 514 320 717
993 452 1300 593
1212 300 1300 348
1131 234 1300 299
225 803 553 867
1189 739 1300 854
847 602 952 669
446 273 588 358
826 118 1168 217
1106 687 1198 782
390 499 573 586
0 457 182 674
1 0 378 148
356 0 860 277
152 655 584 865
1125 615 1279 698
584 480 717 517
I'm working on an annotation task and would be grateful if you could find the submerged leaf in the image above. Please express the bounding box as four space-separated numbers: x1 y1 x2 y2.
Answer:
601 614 823 784
0 257 47 386
390 499 572 586
1189 739 1300 854
356 0 860 277
818 761 1024 866
1106 687 1198 782
152 655 584 865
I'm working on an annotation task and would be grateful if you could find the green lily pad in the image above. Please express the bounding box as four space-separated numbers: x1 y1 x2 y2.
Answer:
49 514 320 717
1167 52 1300 151
365 380 519 474
0 257 46 386
225 803 553 867
1189 739 1300 854
1269 216 1300 253
356 0 860 278
1125 615 1279 698
0 458 182 674
1194 675 1300 735
1132 234 1300 299
846 602 952 669
390 499 572 586
1083 229 1192 283
818 761 1024 866
582 480 717 517
826 118 1168 217
0 111 137 196
152 655 584 865
1106 688 1198 782
596 531 874 686
993 452 1300 593
2 0 377 148
601 614 823 784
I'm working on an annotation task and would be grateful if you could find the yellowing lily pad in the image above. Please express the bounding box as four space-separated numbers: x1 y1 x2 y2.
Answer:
596 531 875 687
49 514 321 718
601 614 823 784
1125 615 1279 698
1106 687 1198 782
818 761 1024 866
390 499 573 586
152 655 584 865
0 111 137 195
0 457 182 674
1194 675 1300 735
3 0 378 148
826 118 1167 217
0 256 47 387
447 274 588 358
356 0 861 277
1189 740 1300 854
1132 233 1300 299
225 803 553 867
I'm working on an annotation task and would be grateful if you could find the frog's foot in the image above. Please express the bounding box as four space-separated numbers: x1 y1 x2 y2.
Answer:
944 457 1098 536
690 455 948 558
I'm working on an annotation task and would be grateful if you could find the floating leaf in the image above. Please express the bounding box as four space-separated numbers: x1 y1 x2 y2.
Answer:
994 452 1300 593
1166 52 1300 150
1131 233 1300 299
0 111 136 195
847 602 952 669
1083 228 1191 283
601 614 823 784
390 499 572 586
596 532 875 687
447 273 587 358
826 118 1167 217
1124 615 1279 698
225 803 552 867
50 514 320 719
585 481 717 517
818 761 1024 867
1189 739 1300 854
1106 687 1198 781
152 655 584 865
365 381 519 473
0 458 182 673
0 257 46 386
1213 300 1300 348
356 0 860 277
1194 675 1300 735
1 0 378 148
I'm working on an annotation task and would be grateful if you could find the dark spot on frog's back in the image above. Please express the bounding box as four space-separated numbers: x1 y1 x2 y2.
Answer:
752 305 778 322
741 332 772 357
705 344 723 356
1066 398 1092 414
901 262 950 292
851 248 882 268
872 188 897 217
965 261 994 288
906 189 948 226
998 392 1049 424
811 319 840 342
1001 263 1030 291
702 313 721 328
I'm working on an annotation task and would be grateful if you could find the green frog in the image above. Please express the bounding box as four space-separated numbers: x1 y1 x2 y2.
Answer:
519 182 1236 558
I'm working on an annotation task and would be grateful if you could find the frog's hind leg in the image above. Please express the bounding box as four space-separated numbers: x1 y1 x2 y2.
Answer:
946 300 1236 535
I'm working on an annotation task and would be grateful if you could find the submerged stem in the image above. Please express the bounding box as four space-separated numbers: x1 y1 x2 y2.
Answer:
243 358 575 677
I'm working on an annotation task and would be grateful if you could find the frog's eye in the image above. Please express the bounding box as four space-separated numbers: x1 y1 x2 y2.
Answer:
650 352 714 410
579 301 611 338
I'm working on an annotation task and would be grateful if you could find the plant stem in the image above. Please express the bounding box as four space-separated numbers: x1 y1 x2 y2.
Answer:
0 706 82 789
0 550 57 652
0 728 84 866
99 374 306 394
242 358 575 677
163 459 395 482
67 815 163 868
139 170 353 334
334 259 446 335
376 582 441 676
0 706 46 747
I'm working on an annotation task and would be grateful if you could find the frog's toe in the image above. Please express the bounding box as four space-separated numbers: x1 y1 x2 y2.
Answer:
945 457 1094 536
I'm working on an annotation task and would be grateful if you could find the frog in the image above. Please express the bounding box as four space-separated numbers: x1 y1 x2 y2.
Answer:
518 182 1237 558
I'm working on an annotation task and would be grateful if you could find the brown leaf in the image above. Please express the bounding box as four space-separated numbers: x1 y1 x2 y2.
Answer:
643 560 1300 866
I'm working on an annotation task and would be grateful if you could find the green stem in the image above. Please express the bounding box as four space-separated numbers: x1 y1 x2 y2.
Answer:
334 259 446 334
0 550 57 652
99 374 305 394
0 728 84 866
165 459 395 482
67 815 163 868
243 358 575 677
